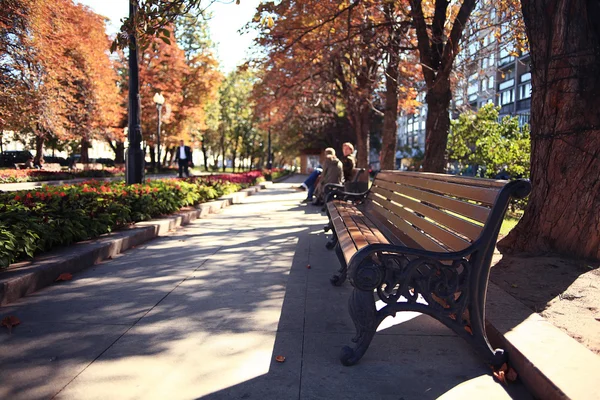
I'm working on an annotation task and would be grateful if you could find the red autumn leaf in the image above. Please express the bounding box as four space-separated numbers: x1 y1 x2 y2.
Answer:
464 325 473 335
2 315 21 334
275 355 286 363
306 264 311 269
55 273 73 282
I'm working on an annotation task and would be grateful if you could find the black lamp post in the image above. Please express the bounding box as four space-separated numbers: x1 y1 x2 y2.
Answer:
126 0 144 184
153 92 165 172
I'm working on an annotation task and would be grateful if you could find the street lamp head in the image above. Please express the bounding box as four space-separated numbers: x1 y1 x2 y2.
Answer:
153 92 165 105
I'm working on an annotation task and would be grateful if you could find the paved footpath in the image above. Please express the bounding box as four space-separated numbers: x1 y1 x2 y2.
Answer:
0 176 530 400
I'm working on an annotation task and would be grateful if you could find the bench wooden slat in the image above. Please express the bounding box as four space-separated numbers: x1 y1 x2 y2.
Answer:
371 189 470 252
390 171 508 188
332 216 357 261
374 177 491 224
376 171 500 206
337 208 370 251
372 181 483 241
367 198 448 252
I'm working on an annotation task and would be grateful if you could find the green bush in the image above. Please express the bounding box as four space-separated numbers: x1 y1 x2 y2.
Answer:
0 176 257 269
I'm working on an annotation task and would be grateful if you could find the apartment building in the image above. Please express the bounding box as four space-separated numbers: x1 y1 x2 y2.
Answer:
397 12 531 154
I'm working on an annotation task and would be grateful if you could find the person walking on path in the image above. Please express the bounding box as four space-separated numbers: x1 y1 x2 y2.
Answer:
176 140 193 178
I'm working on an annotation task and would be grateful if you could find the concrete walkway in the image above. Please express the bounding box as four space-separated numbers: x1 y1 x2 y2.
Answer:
0 177 530 399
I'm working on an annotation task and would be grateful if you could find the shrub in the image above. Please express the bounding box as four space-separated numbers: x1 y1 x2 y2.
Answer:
0 171 263 268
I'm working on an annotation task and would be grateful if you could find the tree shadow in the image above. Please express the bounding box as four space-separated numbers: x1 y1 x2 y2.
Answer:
0 187 528 399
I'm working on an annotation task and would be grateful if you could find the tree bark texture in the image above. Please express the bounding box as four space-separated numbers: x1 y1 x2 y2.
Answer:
351 106 371 168
498 0 600 261
422 84 451 172
380 54 400 170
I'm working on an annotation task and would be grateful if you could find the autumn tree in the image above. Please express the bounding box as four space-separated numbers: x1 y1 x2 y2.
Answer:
497 0 600 261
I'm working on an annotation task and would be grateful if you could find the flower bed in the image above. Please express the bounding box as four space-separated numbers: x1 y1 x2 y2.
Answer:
263 168 291 181
0 168 125 184
0 171 263 268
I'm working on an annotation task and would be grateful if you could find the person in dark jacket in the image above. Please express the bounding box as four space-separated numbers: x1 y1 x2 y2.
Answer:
175 140 193 178
341 142 356 183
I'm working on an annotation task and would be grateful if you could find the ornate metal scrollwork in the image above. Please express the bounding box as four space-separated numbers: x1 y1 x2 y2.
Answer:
370 253 473 328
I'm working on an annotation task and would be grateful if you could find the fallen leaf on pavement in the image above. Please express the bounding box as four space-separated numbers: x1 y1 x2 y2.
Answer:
55 273 73 282
275 355 286 363
306 265 311 269
464 325 473 335
2 315 21 334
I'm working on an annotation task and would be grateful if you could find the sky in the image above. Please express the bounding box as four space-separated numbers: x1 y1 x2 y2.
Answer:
76 0 262 72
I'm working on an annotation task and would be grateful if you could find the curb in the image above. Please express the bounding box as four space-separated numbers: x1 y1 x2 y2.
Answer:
485 282 599 400
0 183 269 306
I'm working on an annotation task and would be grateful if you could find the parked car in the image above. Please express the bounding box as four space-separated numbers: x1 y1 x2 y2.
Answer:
0 150 34 167
44 156 69 166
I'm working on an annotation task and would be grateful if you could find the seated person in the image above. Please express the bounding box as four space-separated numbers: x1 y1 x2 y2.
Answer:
295 165 323 203
313 147 343 205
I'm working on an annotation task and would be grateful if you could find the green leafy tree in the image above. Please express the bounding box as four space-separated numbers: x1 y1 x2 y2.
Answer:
447 103 530 179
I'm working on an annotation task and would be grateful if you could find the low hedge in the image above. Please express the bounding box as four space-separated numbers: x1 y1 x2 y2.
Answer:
0 171 263 268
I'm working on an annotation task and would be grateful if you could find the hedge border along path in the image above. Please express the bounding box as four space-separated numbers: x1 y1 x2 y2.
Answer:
0 180 272 306
0 171 265 268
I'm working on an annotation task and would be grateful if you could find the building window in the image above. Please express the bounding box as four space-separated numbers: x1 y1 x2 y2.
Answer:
488 75 495 89
499 78 515 91
519 82 532 99
521 72 531 83
468 81 479 95
500 89 514 106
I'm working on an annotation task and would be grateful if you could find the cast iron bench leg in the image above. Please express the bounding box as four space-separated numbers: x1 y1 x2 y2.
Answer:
340 288 378 366
325 235 337 250
330 244 348 286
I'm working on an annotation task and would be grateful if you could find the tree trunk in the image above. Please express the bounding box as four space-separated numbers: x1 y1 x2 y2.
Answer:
80 138 90 164
201 143 208 172
422 83 451 172
34 133 44 165
115 141 125 164
149 146 156 169
381 55 400 170
498 0 600 261
352 106 371 168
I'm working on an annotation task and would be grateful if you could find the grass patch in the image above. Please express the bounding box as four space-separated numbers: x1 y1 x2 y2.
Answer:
500 216 520 237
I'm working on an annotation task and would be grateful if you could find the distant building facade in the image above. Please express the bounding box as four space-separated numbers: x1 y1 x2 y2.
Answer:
397 10 531 156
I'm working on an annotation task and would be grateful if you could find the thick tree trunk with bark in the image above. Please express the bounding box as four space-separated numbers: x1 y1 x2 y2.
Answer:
422 83 451 172
108 140 125 164
498 0 600 261
381 58 400 170
351 106 371 168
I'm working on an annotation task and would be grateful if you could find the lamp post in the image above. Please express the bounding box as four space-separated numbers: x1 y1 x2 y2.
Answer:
126 0 144 184
153 92 165 172
267 112 272 171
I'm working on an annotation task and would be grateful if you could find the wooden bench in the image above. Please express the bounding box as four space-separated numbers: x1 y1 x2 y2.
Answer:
323 171 531 367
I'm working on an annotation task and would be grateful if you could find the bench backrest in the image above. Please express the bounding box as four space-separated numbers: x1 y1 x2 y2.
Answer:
364 171 515 253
